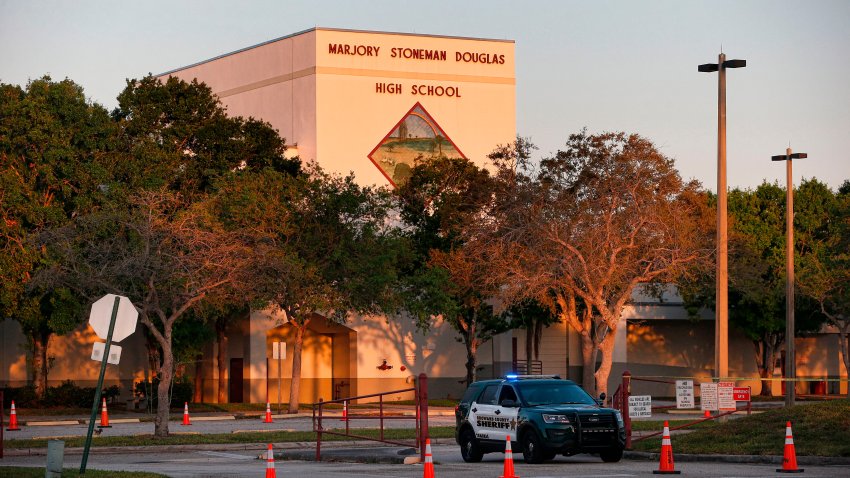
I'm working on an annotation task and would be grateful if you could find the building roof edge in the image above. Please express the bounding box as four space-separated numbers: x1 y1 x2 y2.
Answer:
156 27 514 77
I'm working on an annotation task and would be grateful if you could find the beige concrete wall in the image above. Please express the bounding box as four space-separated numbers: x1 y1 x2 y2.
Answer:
1 318 29 387
0 317 148 396
159 30 318 161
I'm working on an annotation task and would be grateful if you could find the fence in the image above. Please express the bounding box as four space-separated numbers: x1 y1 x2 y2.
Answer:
312 373 429 462
1 390 4 458
612 371 752 449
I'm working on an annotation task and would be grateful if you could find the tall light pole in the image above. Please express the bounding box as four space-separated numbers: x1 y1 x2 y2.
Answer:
699 53 746 380
772 148 807 407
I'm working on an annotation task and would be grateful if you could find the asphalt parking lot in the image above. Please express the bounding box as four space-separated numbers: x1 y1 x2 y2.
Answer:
3 443 850 477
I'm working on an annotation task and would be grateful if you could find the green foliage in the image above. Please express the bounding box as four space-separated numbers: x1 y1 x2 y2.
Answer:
111 75 298 197
395 156 506 384
1 76 118 396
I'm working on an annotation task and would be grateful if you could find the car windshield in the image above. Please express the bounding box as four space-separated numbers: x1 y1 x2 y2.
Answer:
516 381 597 406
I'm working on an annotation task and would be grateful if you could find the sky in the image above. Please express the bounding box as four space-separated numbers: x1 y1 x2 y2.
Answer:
2 0 849 191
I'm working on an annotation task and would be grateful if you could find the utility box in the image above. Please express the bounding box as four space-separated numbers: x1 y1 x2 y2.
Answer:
46 439 64 477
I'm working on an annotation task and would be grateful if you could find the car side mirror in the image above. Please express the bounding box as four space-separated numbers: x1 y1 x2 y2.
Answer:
500 399 518 408
597 392 607 406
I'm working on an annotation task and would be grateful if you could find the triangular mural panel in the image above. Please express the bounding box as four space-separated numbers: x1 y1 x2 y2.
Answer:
367 102 467 187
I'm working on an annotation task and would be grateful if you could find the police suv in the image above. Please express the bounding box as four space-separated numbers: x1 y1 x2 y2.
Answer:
455 375 626 463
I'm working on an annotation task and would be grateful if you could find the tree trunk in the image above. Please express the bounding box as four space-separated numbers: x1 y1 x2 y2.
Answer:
838 323 850 396
192 353 203 403
31 331 50 399
579 331 597 395
154 338 173 438
594 328 617 398
533 319 544 359
288 319 309 414
465 337 479 385
462 312 479 385
216 323 228 404
525 324 534 374
754 337 779 396
145 333 161 380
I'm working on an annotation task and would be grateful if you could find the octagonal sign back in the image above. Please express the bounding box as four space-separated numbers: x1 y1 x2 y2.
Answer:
88 294 139 343
367 102 467 187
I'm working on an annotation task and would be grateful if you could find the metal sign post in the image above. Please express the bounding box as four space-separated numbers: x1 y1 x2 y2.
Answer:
273 342 286 414
80 296 119 475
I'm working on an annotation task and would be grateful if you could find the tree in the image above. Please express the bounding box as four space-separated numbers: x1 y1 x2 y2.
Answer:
681 182 826 395
481 132 711 396
105 75 298 425
396 156 507 385
37 190 257 436
504 299 559 374
111 76 298 198
0 77 117 397
210 164 404 412
797 179 850 388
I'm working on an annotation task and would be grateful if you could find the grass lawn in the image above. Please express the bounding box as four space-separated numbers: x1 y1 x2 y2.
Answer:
630 419 717 431
2 426 457 450
0 468 166 477
631 399 850 456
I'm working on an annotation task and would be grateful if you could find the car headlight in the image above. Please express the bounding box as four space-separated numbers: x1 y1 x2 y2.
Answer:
613 410 624 427
542 414 571 424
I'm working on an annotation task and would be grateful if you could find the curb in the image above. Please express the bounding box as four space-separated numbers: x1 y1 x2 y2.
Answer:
624 451 850 466
1 438 456 458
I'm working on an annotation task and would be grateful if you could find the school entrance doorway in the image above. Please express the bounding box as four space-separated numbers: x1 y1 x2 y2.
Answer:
267 315 356 405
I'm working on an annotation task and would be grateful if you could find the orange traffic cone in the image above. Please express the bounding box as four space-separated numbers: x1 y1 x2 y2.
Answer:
499 435 518 478
776 421 804 473
703 409 711 419
98 397 112 428
423 438 435 478
340 400 348 422
653 421 681 474
265 443 277 478
6 400 21 431
263 402 274 423
181 402 191 426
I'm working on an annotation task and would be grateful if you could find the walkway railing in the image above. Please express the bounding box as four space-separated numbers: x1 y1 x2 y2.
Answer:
312 373 429 462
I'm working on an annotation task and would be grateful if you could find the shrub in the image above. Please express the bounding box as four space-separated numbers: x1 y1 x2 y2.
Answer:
44 380 96 408
0 385 38 407
135 377 193 408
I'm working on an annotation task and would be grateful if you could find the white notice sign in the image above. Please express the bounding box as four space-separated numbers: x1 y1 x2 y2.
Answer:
700 383 718 411
91 342 121 365
628 395 652 418
272 341 286 360
718 381 736 411
676 380 695 409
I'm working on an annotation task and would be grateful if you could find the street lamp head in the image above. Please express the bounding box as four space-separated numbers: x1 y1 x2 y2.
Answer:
698 63 719 72
772 153 807 161
723 59 747 69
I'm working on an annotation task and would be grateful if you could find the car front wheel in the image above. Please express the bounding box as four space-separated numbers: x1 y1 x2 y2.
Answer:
521 430 546 464
459 428 483 462
600 445 624 463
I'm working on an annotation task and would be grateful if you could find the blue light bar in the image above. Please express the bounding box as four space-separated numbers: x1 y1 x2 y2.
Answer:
506 374 518 380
